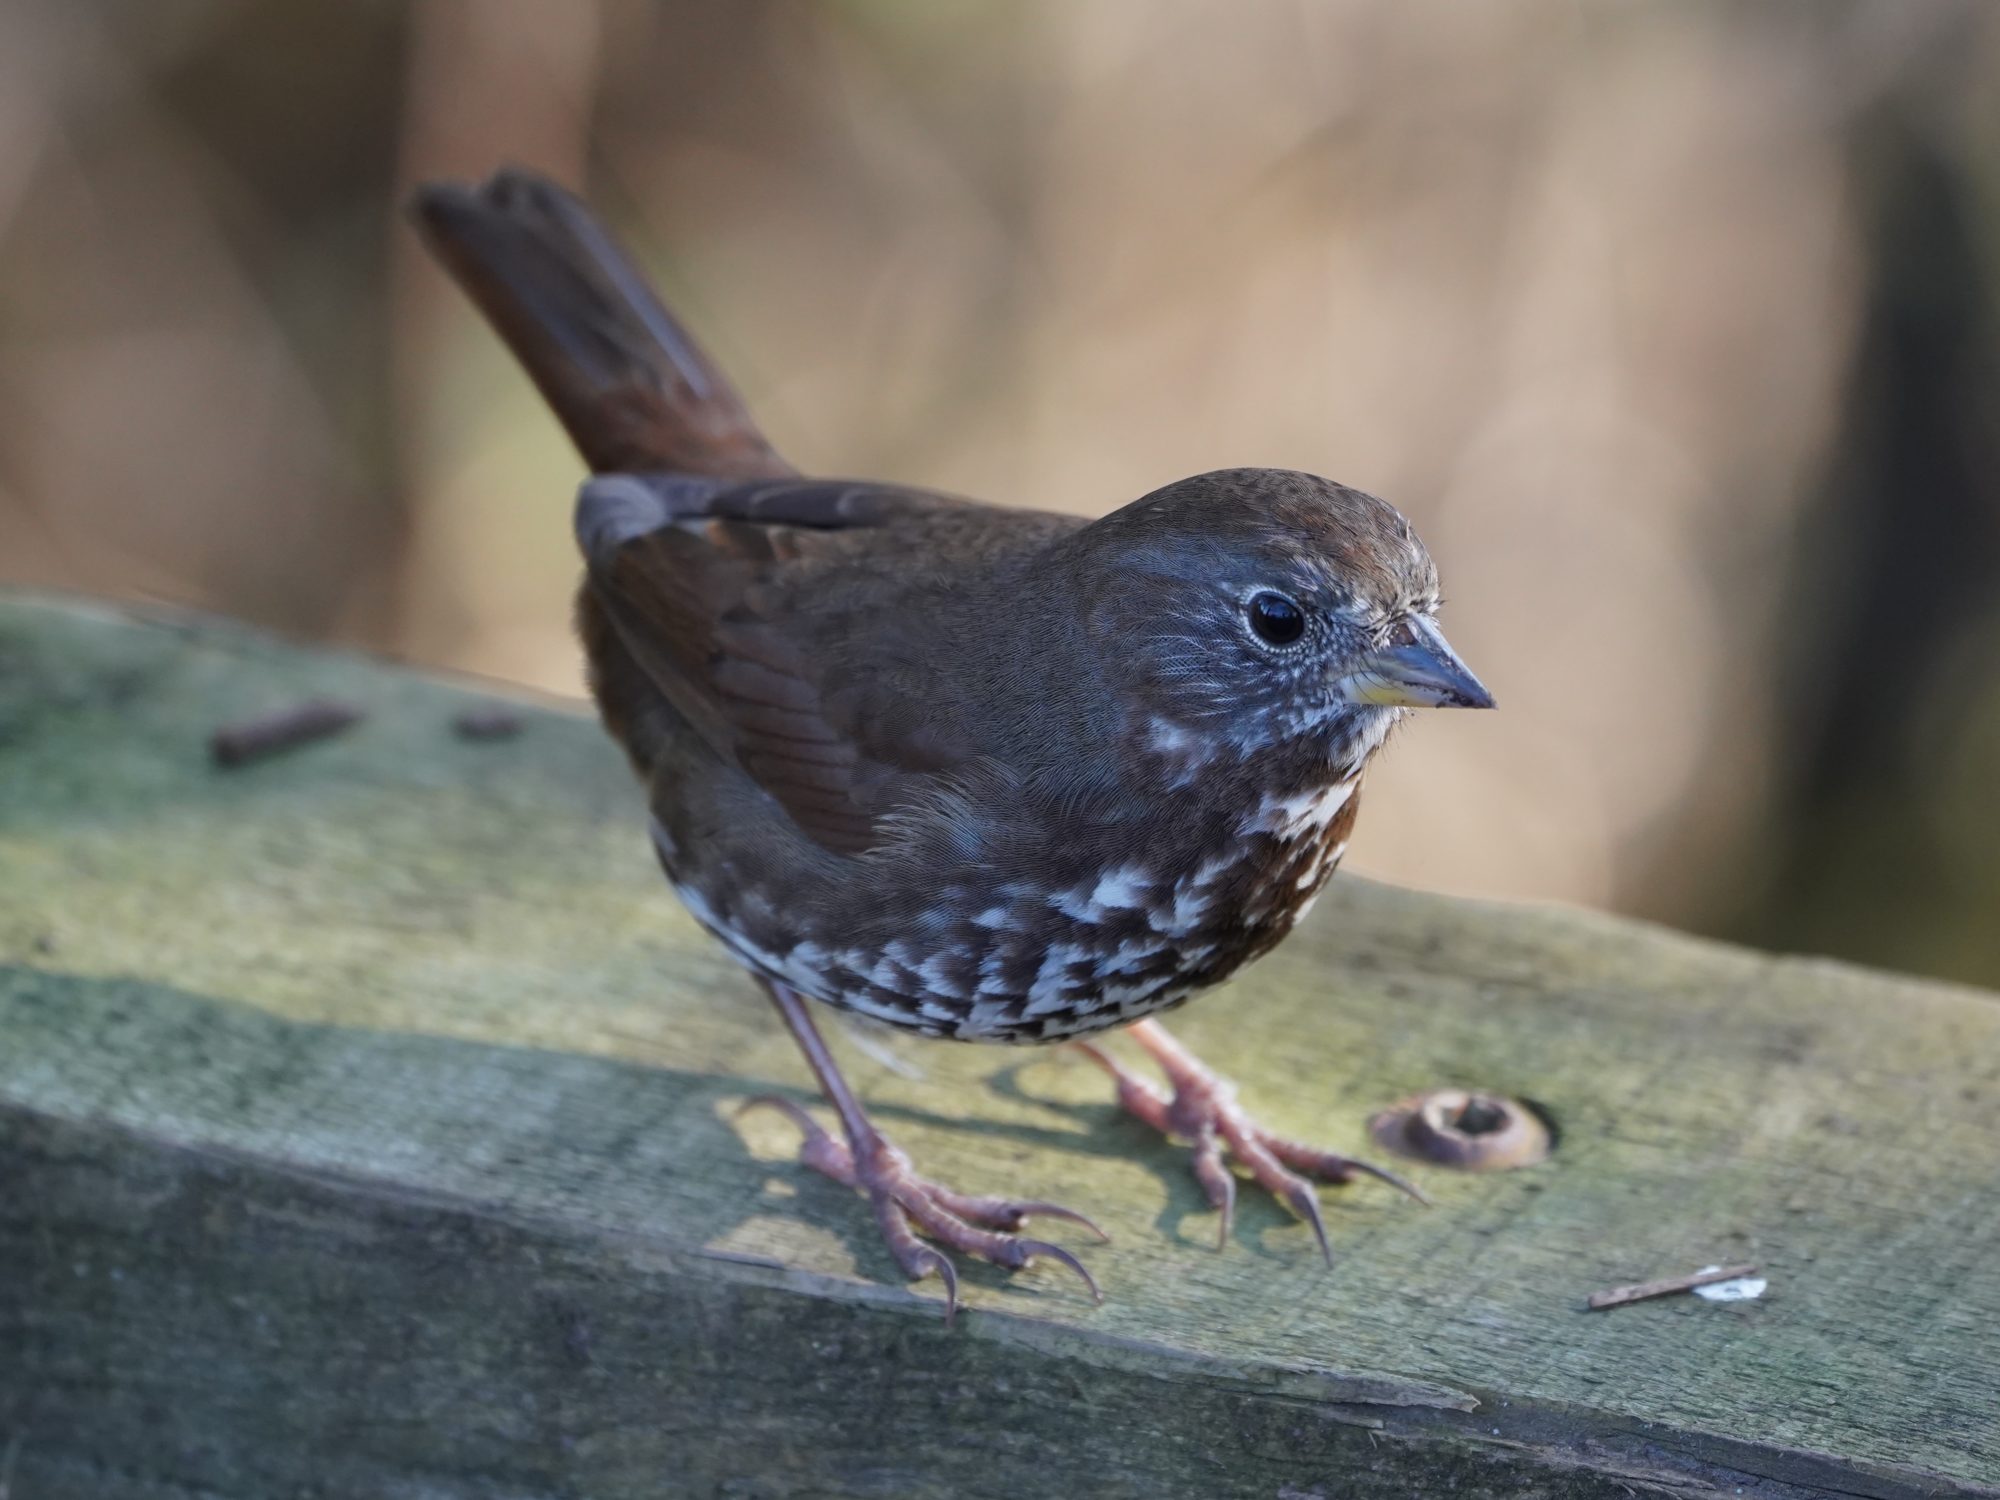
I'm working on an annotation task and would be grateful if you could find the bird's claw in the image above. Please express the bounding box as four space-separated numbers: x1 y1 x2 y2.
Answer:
748 1096 1104 1323
1077 1022 1422 1262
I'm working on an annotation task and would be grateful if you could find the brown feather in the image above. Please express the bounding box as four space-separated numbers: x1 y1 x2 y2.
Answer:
409 171 790 480
583 494 994 855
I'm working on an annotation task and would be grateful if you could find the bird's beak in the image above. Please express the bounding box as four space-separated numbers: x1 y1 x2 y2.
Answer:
1339 616 1495 710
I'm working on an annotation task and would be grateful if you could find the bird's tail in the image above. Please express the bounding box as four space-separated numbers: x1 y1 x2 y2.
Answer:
410 169 792 479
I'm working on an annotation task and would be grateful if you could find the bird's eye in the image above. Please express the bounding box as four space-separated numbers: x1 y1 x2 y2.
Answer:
1245 591 1306 647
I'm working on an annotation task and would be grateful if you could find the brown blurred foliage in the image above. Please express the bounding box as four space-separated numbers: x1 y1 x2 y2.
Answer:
4 1 2000 986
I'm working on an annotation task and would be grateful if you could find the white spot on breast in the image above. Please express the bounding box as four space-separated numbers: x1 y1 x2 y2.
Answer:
1099 981 1149 1008
1334 709 1398 776
975 948 1014 996
1150 850 1246 937
1105 938 1165 974
1251 779 1354 837
1089 865 1148 910
918 952 968 1000
1052 863 1150 922
1159 885 1208 934
1023 942 1091 1016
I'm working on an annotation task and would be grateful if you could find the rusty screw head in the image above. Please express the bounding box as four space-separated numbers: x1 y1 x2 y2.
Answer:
1369 1089 1551 1172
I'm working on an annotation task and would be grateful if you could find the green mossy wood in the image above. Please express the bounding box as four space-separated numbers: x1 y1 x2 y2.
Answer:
2 595 1996 1499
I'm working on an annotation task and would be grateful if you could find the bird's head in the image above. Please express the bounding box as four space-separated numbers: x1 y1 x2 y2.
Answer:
1072 468 1492 772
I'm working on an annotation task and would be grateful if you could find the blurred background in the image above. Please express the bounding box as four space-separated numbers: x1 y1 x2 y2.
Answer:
4 0 1999 987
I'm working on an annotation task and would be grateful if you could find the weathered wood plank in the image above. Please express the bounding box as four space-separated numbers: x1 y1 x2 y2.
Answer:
2 593 1996 1498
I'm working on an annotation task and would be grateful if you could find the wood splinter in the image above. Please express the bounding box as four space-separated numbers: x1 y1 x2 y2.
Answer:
210 699 364 768
1586 1262 1760 1311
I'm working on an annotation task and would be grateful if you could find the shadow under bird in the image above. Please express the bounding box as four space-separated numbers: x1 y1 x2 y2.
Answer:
412 169 1494 1320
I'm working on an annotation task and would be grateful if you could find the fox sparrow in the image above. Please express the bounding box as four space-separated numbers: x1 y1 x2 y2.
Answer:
413 170 1494 1319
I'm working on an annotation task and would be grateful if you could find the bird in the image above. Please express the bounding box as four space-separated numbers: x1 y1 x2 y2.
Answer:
411 168 1494 1321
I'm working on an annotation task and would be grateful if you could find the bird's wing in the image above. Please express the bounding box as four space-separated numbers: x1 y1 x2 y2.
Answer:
577 473 1073 856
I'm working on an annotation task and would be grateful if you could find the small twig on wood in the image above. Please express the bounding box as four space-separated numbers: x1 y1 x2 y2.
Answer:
1587 1263 1760 1311
452 706 523 741
210 699 363 768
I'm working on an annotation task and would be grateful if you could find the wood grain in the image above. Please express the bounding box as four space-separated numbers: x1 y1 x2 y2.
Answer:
2 594 1996 1498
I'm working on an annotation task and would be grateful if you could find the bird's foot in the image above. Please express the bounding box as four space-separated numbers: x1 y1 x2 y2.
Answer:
1076 1020 1428 1264
742 1096 1107 1323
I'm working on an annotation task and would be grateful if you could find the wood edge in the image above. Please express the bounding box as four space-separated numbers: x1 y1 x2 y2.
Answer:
8 1098 1992 1500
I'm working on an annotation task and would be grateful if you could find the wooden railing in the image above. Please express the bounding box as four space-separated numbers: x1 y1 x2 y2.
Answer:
2 594 1995 1498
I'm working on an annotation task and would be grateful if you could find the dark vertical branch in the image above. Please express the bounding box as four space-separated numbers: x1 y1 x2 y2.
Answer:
1741 97 2000 982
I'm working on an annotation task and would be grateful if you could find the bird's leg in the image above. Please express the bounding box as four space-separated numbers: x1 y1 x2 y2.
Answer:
744 981 1105 1323
1077 1019 1428 1264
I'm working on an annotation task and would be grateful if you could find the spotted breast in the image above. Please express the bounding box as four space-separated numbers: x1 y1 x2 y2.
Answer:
655 765 1366 1043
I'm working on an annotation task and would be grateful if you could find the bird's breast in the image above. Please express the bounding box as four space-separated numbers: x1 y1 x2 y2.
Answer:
660 767 1366 1044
